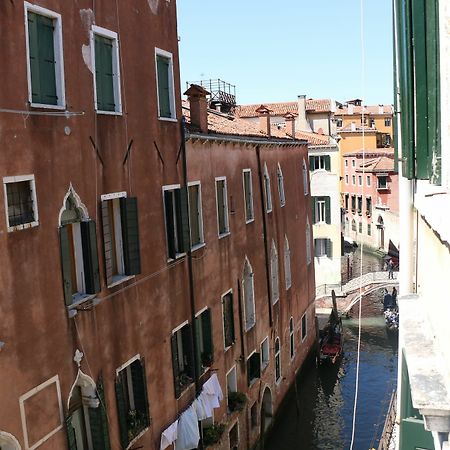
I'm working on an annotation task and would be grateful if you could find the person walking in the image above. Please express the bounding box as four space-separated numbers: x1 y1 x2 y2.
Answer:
387 259 394 279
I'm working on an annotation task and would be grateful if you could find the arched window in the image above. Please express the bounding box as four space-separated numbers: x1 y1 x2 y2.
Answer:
0 431 21 450
284 236 291 290
263 163 272 213
352 219 357 232
289 318 295 359
302 159 309 195
306 218 312 265
277 163 285 206
243 257 256 331
345 217 349 233
270 240 279 304
275 338 281 382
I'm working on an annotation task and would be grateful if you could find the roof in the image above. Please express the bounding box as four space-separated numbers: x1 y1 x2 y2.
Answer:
351 151 395 173
295 130 330 145
235 99 332 118
335 104 394 116
339 123 378 133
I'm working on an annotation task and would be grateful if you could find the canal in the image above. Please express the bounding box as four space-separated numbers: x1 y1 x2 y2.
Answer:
266 250 398 450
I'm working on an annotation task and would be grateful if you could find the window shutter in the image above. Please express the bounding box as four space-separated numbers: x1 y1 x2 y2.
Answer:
311 197 316 224
81 220 101 294
65 416 77 450
164 191 176 259
188 186 200 246
37 14 57 105
177 187 190 253
95 35 115 112
157 56 171 117
309 156 314 170
202 309 214 365
59 225 73 306
325 197 331 224
216 181 225 233
94 35 104 111
194 316 202 377
171 334 181 398
325 155 331 171
115 376 129 449
27 13 42 103
223 294 235 347
88 379 111 450
314 239 319 258
326 239 333 258
120 197 141 276
101 202 113 286
131 359 150 427
181 324 195 379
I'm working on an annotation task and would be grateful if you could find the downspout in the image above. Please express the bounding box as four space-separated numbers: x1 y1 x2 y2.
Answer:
256 145 273 327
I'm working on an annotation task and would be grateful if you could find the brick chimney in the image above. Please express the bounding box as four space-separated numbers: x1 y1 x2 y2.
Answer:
284 112 297 138
184 84 210 133
296 95 311 132
255 105 272 137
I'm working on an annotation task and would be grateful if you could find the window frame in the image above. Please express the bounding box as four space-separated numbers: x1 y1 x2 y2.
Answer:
274 337 281 384
345 174 349 185
215 176 230 238
289 317 295 360
3 174 39 232
284 235 291 290
24 2 66 109
221 289 235 350
377 175 389 190
187 181 205 250
247 350 261 386
242 257 256 332
263 163 272 213
303 159 309 195
352 175 356 185
171 320 194 396
270 240 279 305
242 169 254 223
91 25 122 115
306 219 311 265
277 163 286 207
301 313 307 342
154 47 177 121
367 175 371 186
260 337 269 371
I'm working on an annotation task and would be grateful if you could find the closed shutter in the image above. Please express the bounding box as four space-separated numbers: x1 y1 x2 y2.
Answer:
120 197 141 276
314 239 319 257
27 13 42 103
177 187 190 253
325 197 331 224
95 35 115 112
65 416 77 450
202 309 213 365
171 333 181 398
115 376 129 449
325 155 331 171
59 225 73 306
157 55 171 117
37 14 57 105
223 294 235 347
309 156 314 171
181 324 195 379
244 173 252 219
216 181 225 233
88 379 111 450
326 239 333 258
311 197 316 224
194 316 202 377
81 220 101 294
101 201 113 286
131 359 150 427
164 191 176 259
188 185 200 246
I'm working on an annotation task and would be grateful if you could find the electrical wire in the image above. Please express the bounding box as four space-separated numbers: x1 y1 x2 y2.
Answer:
0 107 84 116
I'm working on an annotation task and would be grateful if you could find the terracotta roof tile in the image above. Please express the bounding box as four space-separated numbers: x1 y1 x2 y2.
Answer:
235 99 332 118
335 104 394 116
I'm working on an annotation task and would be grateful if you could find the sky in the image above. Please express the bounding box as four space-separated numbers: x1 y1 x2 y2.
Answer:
176 0 393 106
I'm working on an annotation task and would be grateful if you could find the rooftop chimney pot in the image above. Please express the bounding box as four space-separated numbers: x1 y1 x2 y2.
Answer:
255 105 272 137
184 84 210 133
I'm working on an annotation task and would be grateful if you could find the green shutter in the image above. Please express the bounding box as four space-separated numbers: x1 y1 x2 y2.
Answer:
194 316 202 377
181 324 195 379
326 239 333 258
81 220 101 295
101 201 113 286
27 13 41 104
325 197 331 224
325 155 331 171
157 55 171 117
115 376 129 449
131 359 150 427
311 197 316 224
164 191 176 259
202 309 213 365
120 197 141 276
88 379 111 450
177 187 190 253
309 156 314 171
223 294 235 348
95 35 115 112
65 416 77 450
171 333 181 398
59 225 73 306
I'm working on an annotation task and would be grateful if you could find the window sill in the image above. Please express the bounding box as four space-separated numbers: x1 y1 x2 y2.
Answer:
245 218 255 224
67 293 97 311
245 322 256 333
107 275 135 288
30 102 65 110
158 116 178 123
126 426 150 450
167 253 187 263
275 377 282 386
272 298 279 305
248 378 259 388
224 342 235 352
266 209 273 214
218 231 230 239
280 202 286 208
96 109 123 116
7 220 39 233
191 242 206 252
261 362 269 372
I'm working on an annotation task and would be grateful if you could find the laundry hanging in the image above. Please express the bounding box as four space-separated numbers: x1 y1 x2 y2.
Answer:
160 419 178 450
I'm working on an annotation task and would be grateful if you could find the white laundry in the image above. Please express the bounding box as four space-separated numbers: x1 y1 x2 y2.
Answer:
202 373 223 408
193 397 208 421
174 405 200 450
209 373 224 401
160 419 178 450
198 391 213 418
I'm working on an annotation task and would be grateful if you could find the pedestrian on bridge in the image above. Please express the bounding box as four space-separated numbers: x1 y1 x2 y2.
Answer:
387 259 394 279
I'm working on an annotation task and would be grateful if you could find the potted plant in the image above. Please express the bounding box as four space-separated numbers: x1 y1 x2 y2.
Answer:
202 423 225 447
228 391 247 412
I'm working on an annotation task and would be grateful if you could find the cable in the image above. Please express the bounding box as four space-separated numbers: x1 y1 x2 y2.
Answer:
0 107 84 116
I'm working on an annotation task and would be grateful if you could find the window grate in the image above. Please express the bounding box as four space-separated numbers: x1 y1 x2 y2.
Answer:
6 181 35 226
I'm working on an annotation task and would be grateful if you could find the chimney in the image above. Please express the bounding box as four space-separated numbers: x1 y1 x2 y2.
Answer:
184 84 210 133
378 105 384 114
351 121 356 131
348 103 354 114
284 112 297 138
255 105 272 137
296 95 311 132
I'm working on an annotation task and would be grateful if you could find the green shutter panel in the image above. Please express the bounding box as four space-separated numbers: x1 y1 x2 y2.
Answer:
325 155 331 171
101 202 113 287
326 239 333 258
309 156 314 171
325 197 331 224
88 379 111 450
171 334 181 398
182 324 195 379
94 35 104 111
120 197 141 276
27 13 42 103
81 220 101 295
164 191 176 259
311 197 316 224
59 225 73 306
223 294 235 347
177 187 190 253
115 377 129 449
314 239 319 258
157 56 171 117
37 14 57 105
254 353 261 379
65 416 77 450
202 309 213 365
131 359 150 427
95 36 115 112
194 316 202 377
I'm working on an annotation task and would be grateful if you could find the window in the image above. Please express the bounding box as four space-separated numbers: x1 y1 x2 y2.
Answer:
263 164 272 212
284 236 291 290
3 175 39 231
369 118 375 128
101 194 141 286
345 174 349 185
229 422 239 450
358 222 363 234
344 194 349 211
25 4 65 107
60 193 100 306
302 159 309 195
195 308 214 374
222 291 235 349
250 403 257 428
351 195 356 212
242 169 254 222
247 352 261 386
275 338 281 383
243 258 256 331
309 155 331 171
226 367 237 411
312 196 331 224
345 159 349 168
171 323 194 398
260 337 269 370
92 26 121 113
163 185 189 259
358 175 362 186
366 197 372 216
314 238 332 258
385 117 391 127
306 219 311 265
289 318 295 360
188 182 204 248
352 219 356 232
367 175 371 186
115 357 150 448
270 240 279 304
216 177 230 236
277 163 286 206
352 159 356 168
367 223 371 236
377 175 388 190
352 175 356 185
155 48 176 119
301 313 307 341
357 196 362 215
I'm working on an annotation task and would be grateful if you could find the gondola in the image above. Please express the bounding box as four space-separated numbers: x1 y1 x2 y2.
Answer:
319 291 344 364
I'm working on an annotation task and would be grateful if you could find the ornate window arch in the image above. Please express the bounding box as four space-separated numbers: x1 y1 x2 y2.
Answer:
284 235 291 290
0 431 21 450
242 257 256 331
270 240 279 304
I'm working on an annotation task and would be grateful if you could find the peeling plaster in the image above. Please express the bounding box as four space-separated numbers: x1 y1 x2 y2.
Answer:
79 9 94 73
147 0 159 15
82 44 93 73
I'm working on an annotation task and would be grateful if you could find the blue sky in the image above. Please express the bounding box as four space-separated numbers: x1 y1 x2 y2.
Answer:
176 1 393 106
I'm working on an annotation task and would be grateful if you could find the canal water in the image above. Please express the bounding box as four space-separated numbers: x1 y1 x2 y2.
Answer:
266 250 398 450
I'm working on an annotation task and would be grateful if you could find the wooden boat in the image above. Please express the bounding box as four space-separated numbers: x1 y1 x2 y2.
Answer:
383 292 399 331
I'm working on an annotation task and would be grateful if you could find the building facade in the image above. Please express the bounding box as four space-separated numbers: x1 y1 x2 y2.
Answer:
394 0 450 449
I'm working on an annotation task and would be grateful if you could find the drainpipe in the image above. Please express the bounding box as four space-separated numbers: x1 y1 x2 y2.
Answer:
256 145 273 327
